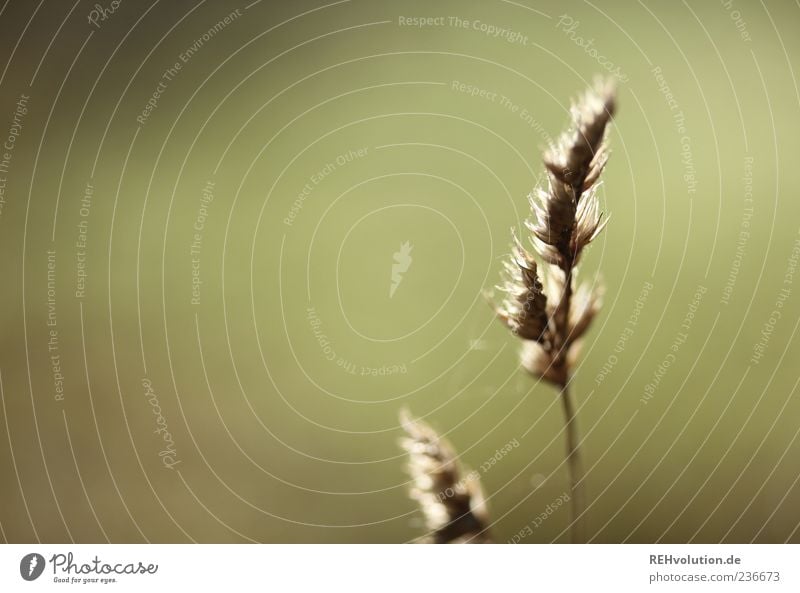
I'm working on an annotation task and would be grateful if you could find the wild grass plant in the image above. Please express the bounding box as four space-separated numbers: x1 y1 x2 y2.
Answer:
402 80 617 544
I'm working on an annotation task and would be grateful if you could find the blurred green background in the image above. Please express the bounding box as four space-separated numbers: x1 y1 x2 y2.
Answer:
1 0 799 543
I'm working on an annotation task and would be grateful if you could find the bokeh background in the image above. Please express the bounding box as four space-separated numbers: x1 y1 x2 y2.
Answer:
1 0 799 543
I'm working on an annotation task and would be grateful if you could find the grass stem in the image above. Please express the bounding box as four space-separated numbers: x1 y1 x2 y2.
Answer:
559 382 585 544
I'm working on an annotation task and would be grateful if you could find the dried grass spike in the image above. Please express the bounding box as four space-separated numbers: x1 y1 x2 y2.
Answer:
399 410 491 543
520 340 561 385
539 263 566 320
569 278 604 342
526 182 577 267
544 79 616 194
488 78 618 543
573 184 609 257
491 233 550 342
582 147 609 191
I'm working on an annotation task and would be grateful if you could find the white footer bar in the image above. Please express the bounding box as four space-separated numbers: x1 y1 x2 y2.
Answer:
0 544 796 591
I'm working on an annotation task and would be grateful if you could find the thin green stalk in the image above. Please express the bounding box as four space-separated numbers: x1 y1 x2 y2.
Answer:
560 382 585 544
